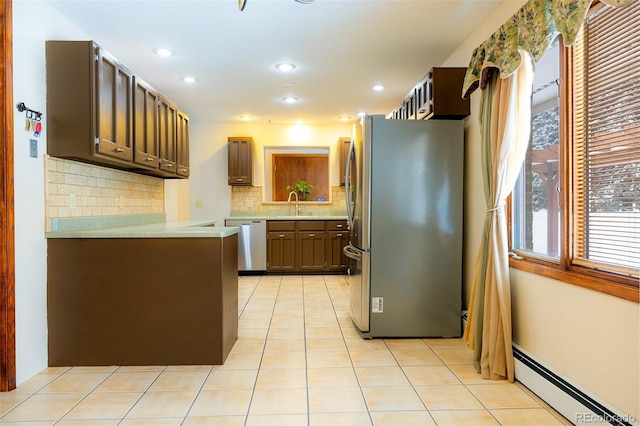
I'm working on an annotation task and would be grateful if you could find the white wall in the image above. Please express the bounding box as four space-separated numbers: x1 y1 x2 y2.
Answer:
12 0 92 384
443 0 639 420
186 121 351 223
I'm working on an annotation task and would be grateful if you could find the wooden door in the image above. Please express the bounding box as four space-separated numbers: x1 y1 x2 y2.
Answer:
0 0 16 391
272 154 329 201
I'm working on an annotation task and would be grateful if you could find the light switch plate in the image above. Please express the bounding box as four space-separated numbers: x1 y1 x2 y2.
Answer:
29 139 38 158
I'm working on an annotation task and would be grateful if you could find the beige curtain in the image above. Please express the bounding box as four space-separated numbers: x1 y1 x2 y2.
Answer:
461 0 636 382
464 50 535 381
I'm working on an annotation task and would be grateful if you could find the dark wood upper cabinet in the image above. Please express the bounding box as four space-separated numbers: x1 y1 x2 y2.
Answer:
158 96 177 174
94 48 134 162
228 137 253 186
46 41 134 167
390 67 470 120
176 110 190 177
46 40 188 179
133 77 159 169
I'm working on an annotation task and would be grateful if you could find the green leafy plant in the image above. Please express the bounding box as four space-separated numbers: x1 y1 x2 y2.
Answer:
286 179 313 201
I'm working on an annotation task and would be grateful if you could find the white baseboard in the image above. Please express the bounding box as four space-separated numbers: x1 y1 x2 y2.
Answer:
513 344 637 426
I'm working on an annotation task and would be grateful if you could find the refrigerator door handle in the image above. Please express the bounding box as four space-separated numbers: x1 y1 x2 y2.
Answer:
345 139 356 229
343 243 367 261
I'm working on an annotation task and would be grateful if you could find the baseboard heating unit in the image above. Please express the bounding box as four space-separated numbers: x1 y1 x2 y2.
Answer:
513 344 637 426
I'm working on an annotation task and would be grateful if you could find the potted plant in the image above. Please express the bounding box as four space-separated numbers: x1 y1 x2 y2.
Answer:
286 179 313 201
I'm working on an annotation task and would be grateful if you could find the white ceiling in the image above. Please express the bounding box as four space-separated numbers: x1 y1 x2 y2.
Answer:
47 0 511 125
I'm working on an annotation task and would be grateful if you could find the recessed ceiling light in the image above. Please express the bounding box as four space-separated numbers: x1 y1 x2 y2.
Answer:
276 63 296 72
282 97 299 104
358 112 366 117
240 115 253 121
372 85 385 91
338 116 352 122
154 48 173 57
183 76 196 84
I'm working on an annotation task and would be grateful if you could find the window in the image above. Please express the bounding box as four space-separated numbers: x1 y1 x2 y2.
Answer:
512 39 561 259
510 0 640 301
263 147 330 202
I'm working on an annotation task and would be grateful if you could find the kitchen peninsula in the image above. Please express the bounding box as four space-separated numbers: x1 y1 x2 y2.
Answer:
46 215 239 367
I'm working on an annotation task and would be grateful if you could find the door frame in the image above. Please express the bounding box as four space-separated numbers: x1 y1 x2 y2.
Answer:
0 0 17 392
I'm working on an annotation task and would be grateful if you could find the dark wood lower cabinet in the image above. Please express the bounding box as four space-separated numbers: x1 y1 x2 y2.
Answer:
297 231 326 271
267 231 296 272
326 231 350 271
267 220 349 273
47 235 238 366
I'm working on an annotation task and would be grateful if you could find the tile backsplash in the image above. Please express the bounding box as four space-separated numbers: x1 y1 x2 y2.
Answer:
231 186 346 214
45 156 164 231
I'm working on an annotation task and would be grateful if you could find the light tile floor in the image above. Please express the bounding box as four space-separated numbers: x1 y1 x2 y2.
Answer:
0 274 572 425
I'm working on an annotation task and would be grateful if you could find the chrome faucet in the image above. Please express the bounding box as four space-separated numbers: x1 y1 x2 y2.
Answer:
287 191 299 216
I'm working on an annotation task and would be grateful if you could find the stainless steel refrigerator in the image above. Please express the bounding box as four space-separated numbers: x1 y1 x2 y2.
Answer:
343 115 463 338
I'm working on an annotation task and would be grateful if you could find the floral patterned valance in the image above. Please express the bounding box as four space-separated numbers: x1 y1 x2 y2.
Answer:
462 0 636 98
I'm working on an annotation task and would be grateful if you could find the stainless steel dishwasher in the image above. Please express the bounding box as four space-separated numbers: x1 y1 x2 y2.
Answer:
224 219 267 273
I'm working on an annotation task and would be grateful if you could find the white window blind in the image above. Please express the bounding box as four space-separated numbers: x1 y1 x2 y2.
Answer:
573 0 640 276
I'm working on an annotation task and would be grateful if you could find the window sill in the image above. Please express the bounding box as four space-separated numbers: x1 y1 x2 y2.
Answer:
509 257 639 303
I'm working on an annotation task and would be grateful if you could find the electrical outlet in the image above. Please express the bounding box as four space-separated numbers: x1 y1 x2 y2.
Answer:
245 199 253 208
29 139 38 158
195 200 203 208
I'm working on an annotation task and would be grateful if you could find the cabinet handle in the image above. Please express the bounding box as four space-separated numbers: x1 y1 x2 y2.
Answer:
336 233 343 237
236 178 243 182
114 148 124 153
180 168 187 172
309 234 315 237
166 164 173 167
144 157 153 161
337 224 343 228
278 234 285 238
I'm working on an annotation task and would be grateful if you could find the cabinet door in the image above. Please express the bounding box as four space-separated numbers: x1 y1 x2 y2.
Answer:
158 96 178 173
415 68 470 120
430 67 470 119
297 231 325 271
228 137 253 185
267 231 296 272
132 77 159 169
95 48 133 162
339 137 351 186
176 110 190 177
326 231 350 271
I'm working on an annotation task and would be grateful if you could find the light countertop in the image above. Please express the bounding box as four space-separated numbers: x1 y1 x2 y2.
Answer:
46 214 238 239
226 212 348 221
